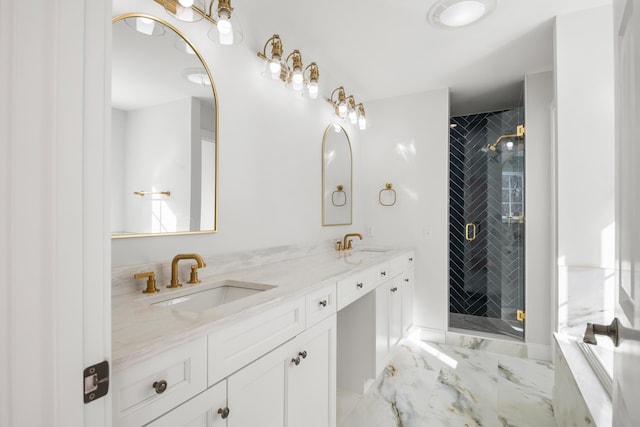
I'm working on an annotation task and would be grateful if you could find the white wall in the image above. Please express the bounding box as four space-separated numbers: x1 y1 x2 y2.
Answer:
111 0 364 266
360 89 450 332
112 108 126 232
555 4 615 269
525 71 555 353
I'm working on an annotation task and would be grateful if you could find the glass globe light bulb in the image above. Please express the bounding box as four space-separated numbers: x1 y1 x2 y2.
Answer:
338 103 347 117
358 115 367 130
269 60 281 75
292 70 303 85
308 82 318 99
348 110 357 124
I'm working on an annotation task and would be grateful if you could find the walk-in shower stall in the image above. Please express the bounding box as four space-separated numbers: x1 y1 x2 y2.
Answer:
449 108 526 340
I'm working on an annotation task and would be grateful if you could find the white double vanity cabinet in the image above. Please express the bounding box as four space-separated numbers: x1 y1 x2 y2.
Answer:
111 249 415 427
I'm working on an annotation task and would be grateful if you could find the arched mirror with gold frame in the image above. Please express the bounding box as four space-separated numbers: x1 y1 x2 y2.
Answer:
322 124 353 226
111 13 218 238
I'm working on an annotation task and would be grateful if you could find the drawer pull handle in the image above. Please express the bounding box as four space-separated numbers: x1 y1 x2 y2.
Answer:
152 380 167 394
381 271 387 276
357 283 363 289
409 257 413 262
218 407 230 419
391 287 398 293
404 278 410 282
299 351 307 359
319 300 328 307
292 356 301 366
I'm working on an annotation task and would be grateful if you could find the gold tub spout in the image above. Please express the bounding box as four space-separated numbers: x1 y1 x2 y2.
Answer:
343 233 363 250
168 253 206 288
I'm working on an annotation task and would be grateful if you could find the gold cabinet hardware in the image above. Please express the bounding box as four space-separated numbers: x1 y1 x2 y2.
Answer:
517 310 526 321
134 271 159 294
465 223 477 241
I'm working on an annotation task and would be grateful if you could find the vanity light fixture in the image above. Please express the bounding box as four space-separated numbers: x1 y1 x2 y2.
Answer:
428 0 496 28
258 34 287 80
287 50 304 92
158 0 243 45
328 87 367 130
357 103 367 130
305 62 320 99
257 35 320 99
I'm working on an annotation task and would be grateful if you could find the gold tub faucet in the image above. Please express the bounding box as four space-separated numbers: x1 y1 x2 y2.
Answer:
168 253 206 288
343 233 363 250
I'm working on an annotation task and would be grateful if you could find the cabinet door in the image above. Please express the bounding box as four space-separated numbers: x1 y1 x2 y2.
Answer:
227 342 291 427
388 280 403 349
375 282 390 374
401 270 415 335
145 380 227 427
287 315 337 427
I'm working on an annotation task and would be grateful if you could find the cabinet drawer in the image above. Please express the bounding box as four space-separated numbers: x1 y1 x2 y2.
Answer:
337 268 374 310
306 282 337 327
208 297 306 386
389 252 414 278
113 336 208 427
371 261 390 287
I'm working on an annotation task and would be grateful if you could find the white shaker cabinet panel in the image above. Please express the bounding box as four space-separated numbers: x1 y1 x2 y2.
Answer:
113 337 208 427
208 297 306 386
287 315 337 427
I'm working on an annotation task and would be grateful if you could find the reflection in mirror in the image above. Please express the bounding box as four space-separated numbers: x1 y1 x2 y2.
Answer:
322 124 352 226
111 14 218 238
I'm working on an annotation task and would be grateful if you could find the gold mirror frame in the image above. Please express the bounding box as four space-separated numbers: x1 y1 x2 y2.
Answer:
111 13 219 238
322 124 353 226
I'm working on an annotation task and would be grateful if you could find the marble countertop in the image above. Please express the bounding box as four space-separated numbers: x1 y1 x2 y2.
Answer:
112 247 410 371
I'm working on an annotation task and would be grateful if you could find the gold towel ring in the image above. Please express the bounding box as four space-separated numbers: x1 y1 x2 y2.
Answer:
332 185 347 207
379 183 396 206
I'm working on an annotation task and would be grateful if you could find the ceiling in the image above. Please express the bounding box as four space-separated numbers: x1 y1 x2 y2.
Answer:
239 0 611 116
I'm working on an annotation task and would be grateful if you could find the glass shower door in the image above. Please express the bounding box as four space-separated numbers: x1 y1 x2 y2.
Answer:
449 109 525 340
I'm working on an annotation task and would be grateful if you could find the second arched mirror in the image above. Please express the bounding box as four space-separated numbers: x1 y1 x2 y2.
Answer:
322 124 352 226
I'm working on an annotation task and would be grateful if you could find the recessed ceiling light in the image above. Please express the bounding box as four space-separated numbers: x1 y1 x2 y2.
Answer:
428 0 496 28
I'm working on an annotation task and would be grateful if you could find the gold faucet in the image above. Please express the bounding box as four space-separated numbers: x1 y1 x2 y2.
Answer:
168 253 206 288
342 233 363 250
134 271 159 294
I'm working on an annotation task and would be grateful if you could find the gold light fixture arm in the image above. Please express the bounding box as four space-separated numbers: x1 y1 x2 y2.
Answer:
305 62 319 81
257 34 283 61
286 49 303 70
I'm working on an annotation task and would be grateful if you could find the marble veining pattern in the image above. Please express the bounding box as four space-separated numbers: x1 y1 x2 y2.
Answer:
341 340 555 427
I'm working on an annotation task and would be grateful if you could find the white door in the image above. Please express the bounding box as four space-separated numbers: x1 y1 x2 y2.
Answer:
613 0 640 425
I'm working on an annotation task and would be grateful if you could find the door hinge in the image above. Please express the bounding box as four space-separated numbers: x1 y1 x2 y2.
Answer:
84 361 109 403
517 310 526 322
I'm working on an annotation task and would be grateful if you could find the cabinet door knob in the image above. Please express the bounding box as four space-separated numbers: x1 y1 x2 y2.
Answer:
319 299 328 307
218 407 230 419
292 357 301 366
381 271 387 276
299 350 307 359
390 287 398 293
404 278 410 282
152 380 168 394
409 257 413 262
356 283 363 289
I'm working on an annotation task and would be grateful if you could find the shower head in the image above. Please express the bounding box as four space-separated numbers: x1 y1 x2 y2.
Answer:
481 124 526 155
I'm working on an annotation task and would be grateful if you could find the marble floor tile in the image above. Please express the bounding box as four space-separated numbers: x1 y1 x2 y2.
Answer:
340 339 556 427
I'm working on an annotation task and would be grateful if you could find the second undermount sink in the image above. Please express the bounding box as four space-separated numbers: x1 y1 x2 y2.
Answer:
152 280 276 313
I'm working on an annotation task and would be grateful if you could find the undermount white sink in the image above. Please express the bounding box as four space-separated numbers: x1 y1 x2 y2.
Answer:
152 280 276 313
356 247 391 253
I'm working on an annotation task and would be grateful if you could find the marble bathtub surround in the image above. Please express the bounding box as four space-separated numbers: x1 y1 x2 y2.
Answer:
340 338 555 427
112 243 408 369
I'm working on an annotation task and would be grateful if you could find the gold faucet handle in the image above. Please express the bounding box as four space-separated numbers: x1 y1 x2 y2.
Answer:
188 264 201 284
134 271 159 294
336 241 343 251
347 239 353 250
